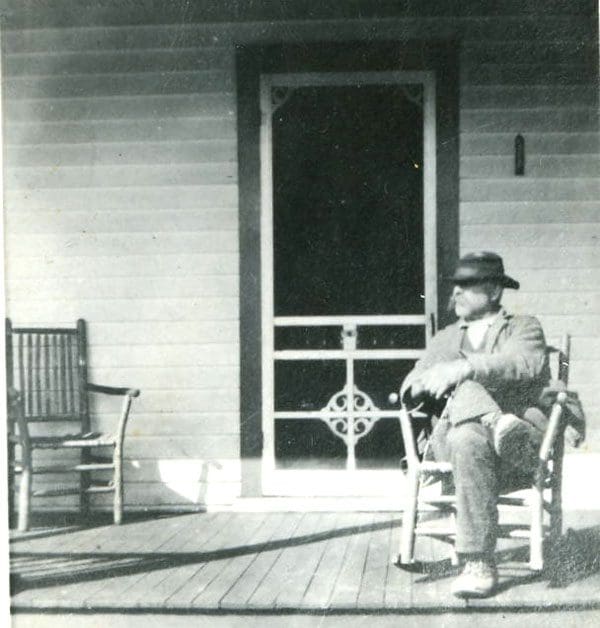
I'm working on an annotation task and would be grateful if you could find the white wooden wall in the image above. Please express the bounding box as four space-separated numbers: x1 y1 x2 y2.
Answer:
3 3 598 510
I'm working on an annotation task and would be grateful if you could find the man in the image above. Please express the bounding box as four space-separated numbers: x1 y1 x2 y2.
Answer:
401 251 551 598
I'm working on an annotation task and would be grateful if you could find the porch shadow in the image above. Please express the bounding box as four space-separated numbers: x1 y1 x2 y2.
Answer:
10 517 400 593
9 511 186 545
395 525 600 594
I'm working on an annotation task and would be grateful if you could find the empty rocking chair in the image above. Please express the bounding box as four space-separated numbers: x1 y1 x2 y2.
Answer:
6 319 140 531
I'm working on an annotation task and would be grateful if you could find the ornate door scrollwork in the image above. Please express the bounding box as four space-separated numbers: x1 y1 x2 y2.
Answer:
321 385 380 445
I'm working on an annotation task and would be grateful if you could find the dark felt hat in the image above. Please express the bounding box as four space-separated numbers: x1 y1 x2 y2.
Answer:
449 251 520 290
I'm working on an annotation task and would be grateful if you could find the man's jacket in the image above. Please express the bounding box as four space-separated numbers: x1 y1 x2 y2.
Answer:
404 309 552 426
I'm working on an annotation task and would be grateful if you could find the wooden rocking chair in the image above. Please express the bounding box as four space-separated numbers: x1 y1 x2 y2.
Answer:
6 319 140 531
393 334 572 571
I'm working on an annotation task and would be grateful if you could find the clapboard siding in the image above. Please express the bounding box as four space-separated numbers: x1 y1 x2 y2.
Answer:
461 155 599 178
6 209 239 234
461 202 600 225
461 86 598 108
8 254 238 278
6 298 239 323
461 179 599 202
7 140 236 167
4 70 234 99
8 163 237 189
5 118 236 144
461 64 595 84
461 224 599 248
6 96 236 125
4 46 233 75
6 276 239 299
461 41 597 66
5 186 237 210
461 132 598 155
460 7 599 449
460 8 598 452
461 109 597 133
7 233 238 258
94 413 240 435
4 5 598 512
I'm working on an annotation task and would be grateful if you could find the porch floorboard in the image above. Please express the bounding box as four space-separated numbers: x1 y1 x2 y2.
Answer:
9 510 600 613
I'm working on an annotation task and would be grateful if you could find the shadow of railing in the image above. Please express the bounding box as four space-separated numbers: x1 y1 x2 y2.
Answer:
10 517 400 593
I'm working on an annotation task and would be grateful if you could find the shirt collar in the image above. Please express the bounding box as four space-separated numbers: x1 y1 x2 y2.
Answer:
459 308 506 329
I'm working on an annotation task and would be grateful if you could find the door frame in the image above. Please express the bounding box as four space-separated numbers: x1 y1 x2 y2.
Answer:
260 71 437 496
236 41 459 497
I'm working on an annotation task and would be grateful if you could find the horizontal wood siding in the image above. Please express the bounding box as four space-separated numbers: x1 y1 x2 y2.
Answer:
459 19 599 448
4 3 598 511
3 16 240 511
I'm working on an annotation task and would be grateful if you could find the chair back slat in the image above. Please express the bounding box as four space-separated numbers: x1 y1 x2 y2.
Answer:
43 334 51 416
26 334 33 416
7 321 86 422
52 334 59 415
59 335 67 414
77 319 90 432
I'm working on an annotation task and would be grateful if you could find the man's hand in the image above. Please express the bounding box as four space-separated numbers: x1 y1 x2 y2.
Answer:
565 424 584 449
409 359 474 400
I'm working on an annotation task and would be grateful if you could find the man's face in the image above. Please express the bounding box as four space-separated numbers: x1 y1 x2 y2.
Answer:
452 281 502 321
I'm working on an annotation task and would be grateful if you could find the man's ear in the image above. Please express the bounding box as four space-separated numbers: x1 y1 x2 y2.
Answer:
490 283 503 304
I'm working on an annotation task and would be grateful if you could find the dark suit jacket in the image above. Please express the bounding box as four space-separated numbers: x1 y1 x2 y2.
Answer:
403 309 551 425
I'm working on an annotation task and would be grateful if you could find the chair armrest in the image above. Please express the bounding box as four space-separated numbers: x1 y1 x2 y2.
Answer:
86 383 140 398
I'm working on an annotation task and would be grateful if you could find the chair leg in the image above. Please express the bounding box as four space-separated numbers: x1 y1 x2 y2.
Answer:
80 451 91 522
449 512 459 566
529 469 545 571
17 454 32 532
549 441 564 546
113 444 123 525
399 469 420 564
8 441 16 529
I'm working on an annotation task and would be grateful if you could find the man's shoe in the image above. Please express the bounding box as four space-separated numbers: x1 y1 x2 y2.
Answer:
492 413 532 460
451 559 498 599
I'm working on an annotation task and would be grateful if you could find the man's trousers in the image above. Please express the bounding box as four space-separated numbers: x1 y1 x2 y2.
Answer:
428 381 543 555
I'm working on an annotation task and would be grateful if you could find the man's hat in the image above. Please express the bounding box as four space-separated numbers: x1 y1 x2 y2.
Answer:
449 251 520 290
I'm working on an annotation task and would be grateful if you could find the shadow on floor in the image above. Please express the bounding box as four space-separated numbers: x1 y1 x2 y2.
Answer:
9 511 188 544
10 517 400 594
395 525 600 595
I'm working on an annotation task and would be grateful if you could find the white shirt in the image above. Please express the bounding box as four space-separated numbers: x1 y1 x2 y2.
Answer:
463 311 501 350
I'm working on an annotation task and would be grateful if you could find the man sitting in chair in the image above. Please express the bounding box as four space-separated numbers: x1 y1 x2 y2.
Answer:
401 251 551 598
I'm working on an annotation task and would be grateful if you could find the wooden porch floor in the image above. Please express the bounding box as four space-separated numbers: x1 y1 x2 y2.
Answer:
9 510 600 614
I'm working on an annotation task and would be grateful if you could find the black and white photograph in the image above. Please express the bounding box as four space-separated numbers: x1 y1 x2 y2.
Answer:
2 2 599 626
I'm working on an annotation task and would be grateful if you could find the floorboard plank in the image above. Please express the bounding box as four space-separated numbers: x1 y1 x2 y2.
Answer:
10 509 600 612
356 513 394 609
103 512 227 605
164 513 269 608
302 512 362 610
90 513 225 604
204 513 290 609
37 513 198 607
245 513 322 609
247 512 330 609
191 513 288 608
146 512 257 609
383 514 416 609
329 513 375 609
273 512 338 609
218 513 301 609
